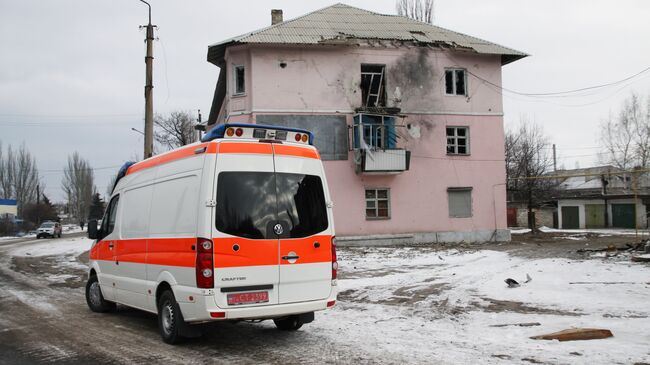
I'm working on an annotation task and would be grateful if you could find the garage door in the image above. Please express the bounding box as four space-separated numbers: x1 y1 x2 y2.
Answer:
585 204 606 228
612 204 635 228
561 206 579 229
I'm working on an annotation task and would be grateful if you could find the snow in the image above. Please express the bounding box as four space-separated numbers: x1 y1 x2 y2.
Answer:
510 226 650 237
9 236 91 258
310 247 650 364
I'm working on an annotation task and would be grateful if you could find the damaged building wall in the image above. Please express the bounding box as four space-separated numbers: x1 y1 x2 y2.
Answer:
323 113 508 237
239 45 503 115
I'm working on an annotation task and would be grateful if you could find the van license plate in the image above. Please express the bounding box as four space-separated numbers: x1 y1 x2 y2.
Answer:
227 291 269 305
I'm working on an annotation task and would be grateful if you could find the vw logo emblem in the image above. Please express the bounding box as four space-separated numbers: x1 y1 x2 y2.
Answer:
273 224 284 235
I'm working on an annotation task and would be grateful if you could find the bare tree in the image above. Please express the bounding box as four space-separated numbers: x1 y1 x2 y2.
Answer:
12 143 39 216
154 110 198 151
599 93 650 169
0 142 39 216
396 0 434 24
0 142 14 199
62 152 95 227
505 119 555 230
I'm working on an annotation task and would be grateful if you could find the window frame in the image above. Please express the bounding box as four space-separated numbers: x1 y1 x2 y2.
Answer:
99 194 120 241
447 187 472 218
232 64 245 96
444 68 467 96
365 188 391 220
446 126 470 155
360 64 387 107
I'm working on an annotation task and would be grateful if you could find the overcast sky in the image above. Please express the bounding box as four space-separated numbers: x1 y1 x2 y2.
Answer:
1 0 649 202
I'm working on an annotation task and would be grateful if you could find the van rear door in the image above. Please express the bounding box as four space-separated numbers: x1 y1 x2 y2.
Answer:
212 142 280 308
273 145 333 304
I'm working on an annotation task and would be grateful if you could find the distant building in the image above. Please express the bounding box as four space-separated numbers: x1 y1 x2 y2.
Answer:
553 166 650 229
205 4 526 243
0 199 17 219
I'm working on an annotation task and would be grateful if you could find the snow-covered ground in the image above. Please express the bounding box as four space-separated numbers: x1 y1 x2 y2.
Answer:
510 226 650 236
312 247 650 364
8 235 91 271
0 224 85 241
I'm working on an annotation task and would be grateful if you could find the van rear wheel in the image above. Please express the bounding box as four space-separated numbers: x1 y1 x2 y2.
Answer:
85 275 116 313
158 290 184 344
273 315 304 331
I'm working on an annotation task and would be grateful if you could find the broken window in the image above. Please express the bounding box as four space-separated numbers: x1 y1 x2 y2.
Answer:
360 64 386 107
446 126 469 155
445 68 466 96
366 188 390 219
233 65 245 95
353 114 397 150
448 187 472 218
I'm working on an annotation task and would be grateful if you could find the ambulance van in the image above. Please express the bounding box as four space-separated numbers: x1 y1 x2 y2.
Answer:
85 123 338 344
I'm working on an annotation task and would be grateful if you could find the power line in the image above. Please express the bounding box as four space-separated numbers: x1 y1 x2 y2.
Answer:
466 66 650 98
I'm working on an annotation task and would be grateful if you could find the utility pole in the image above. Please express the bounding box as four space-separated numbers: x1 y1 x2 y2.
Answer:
139 0 156 159
552 144 557 172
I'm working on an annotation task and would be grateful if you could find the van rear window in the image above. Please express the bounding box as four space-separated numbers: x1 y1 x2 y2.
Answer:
216 172 328 239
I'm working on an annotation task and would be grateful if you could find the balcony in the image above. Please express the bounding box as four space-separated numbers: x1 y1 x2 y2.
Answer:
358 148 410 173
353 113 410 174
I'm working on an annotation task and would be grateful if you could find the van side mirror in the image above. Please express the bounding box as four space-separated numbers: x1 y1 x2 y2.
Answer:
88 219 99 240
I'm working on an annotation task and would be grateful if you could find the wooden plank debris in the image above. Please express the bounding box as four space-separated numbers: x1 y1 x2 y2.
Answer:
531 328 613 341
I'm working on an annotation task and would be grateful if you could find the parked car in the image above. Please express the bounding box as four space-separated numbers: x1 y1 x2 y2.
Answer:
37 221 62 238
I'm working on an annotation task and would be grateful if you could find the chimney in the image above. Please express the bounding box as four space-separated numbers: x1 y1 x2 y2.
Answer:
271 9 283 25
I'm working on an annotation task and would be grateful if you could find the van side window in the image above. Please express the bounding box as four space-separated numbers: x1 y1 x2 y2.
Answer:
100 195 120 239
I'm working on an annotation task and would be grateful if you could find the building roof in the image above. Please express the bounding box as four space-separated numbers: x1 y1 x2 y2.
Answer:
207 3 527 66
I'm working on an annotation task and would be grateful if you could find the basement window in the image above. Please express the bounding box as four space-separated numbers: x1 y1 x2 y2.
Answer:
233 65 245 95
366 188 390 219
448 187 472 218
445 68 466 96
446 126 469 155
361 64 386 107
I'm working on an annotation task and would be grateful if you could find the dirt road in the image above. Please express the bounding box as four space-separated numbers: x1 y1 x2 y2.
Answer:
0 232 648 364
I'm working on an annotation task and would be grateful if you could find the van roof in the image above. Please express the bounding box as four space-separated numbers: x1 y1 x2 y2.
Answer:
201 123 314 145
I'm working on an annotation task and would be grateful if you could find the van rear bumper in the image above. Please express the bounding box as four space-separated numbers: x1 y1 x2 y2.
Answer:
177 287 337 323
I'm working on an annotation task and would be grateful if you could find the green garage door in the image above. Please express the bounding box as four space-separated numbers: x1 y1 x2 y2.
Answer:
585 204 606 228
561 206 580 229
612 204 635 228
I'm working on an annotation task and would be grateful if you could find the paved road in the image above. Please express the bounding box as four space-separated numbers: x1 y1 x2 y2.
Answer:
0 236 362 365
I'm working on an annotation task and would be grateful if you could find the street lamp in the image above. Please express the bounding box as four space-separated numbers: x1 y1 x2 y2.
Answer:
131 127 145 136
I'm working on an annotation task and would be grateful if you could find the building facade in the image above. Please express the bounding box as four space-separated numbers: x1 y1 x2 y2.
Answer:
205 4 525 243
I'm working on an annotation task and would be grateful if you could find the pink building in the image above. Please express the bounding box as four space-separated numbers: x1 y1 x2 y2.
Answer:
205 4 526 244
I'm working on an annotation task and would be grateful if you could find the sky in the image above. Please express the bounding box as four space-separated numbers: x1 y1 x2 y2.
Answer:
1 0 649 202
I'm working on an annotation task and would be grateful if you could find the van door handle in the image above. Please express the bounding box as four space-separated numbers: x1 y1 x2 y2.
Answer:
108 242 114 249
282 255 299 260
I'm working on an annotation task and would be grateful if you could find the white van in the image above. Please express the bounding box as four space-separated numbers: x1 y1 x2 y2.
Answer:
85 123 338 344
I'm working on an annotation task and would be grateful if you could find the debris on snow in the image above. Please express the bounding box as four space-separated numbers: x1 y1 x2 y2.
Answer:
530 328 613 341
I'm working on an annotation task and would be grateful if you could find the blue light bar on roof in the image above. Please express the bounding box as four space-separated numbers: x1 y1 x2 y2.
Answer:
201 123 314 145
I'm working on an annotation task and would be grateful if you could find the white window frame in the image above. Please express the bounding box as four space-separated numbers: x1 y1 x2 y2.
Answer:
233 64 245 96
447 187 473 218
446 126 470 155
365 188 390 220
444 68 467 96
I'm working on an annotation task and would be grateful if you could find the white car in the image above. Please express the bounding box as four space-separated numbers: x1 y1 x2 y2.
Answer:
37 221 62 238
85 123 338 344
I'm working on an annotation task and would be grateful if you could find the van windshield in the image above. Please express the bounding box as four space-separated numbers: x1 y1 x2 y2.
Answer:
216 172 328 239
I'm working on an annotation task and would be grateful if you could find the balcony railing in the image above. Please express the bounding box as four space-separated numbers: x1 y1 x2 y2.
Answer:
359 149 410 173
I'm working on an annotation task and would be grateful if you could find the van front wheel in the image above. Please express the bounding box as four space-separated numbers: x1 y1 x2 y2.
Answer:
158 290 184 344
85 275 116 313
273 315 304 331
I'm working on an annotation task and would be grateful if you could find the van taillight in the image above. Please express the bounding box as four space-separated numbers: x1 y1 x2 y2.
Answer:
196 238 214 288
331 236 338 280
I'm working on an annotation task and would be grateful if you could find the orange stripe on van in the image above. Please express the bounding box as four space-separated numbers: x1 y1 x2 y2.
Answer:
273 145 320 160
218 142 273 155
279 235 332 264
126 143 216 175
